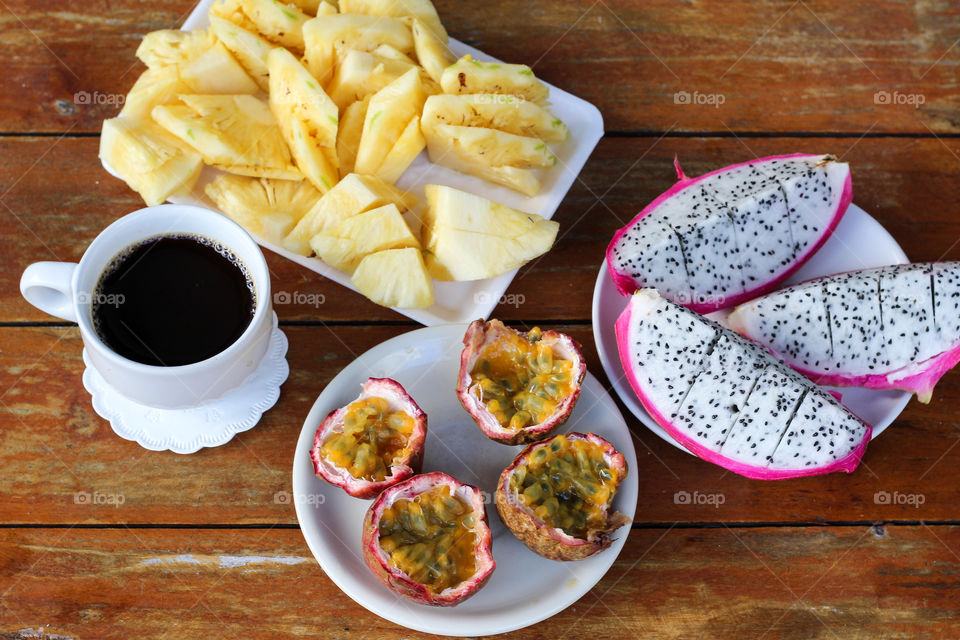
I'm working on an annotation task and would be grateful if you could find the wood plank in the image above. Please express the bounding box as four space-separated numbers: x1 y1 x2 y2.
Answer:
3 135 960 324
1 1 958 134
2 325 960 526
1 525 959 638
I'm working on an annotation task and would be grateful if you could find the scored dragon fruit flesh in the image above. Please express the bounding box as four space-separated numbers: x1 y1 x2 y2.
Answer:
727 262 960 403
615 289 872 480
606 153 853 313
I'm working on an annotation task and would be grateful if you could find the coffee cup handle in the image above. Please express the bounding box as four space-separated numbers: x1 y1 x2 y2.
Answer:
20 262 78 322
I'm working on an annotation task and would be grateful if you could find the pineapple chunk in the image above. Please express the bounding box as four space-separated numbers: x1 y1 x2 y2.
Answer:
352 248 434 309
422 93 568 143
354 68 427 182
100 117 203 206
241 0 311 51
180 42 261 94
268 47 339 192
336 95 369 177
302 14 413 83
423 123 555 169
411 18 453 84
421 184 558 280
287 0 331 13
326 48 415 110
136 29 214 68
310 203 420 273
120 65 190 121
205 174 322 244
210 0 260 32
373 115 424 184
208 14 274 90
284 173 418 254
372 44 416 65
441 55 549 106
152 94 301 180
424 134 541 196
339 0 447 42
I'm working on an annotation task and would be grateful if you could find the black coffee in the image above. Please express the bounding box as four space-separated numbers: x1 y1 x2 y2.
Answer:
92 234 256 367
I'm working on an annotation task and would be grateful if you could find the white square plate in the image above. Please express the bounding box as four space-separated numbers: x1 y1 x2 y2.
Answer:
101 0 604 325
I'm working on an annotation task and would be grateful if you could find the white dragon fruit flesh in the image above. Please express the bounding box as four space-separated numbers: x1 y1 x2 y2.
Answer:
616 289 872 480
606 154 853 313
728 262 960 403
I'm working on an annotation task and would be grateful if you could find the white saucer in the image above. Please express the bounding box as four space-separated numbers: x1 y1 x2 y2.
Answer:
82 313 289 454
292 324 638 637
592 203 913 453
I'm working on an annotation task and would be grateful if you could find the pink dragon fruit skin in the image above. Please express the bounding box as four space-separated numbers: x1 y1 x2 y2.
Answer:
606 153 854 313
615 289 872 480
727 262 960 403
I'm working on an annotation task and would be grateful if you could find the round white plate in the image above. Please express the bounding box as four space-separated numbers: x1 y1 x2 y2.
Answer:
593 203 912 453
292 324 638 637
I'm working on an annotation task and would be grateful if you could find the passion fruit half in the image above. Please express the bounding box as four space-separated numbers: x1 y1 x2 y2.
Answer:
361 471 495 606
496 432 630 561
457 319 586 445
310 378 427 499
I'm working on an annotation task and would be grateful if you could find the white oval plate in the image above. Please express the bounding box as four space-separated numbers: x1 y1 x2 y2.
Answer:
593 203 912 453
292 324 638 636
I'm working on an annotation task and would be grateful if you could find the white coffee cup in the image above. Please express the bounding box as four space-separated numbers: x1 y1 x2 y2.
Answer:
20 204 274 409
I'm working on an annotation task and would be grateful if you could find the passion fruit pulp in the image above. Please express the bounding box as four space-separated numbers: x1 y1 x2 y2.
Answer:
311 378 426 499
496 432 630 561
457 319 586 445
362 472 495 606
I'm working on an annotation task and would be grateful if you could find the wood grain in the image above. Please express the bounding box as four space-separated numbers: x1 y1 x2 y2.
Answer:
2 325 959 526
1 525 959 639
3 135 960 324
0 0 958 134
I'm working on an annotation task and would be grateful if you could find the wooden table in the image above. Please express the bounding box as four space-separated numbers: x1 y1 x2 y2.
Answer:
2 1 959 637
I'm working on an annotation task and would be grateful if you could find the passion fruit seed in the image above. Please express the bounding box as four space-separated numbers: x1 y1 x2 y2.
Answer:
512 435 620 539
320 397 415 481
469 327 576 432
378 485 478 594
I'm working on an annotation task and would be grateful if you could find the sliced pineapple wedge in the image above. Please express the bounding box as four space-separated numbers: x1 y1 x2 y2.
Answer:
423 123 555 169
352 247 434 309
136 29 215 68
421 184 558 280
120 65 191 121
240 0 311 51
205 174 322 245
100 117 203 206
310 203 420 273
302 14 413 83
181 42 261 94
208 14 274 90
210 0 260 32
336 95 370 177
152 94 301 180
441 55 549 106
340 0 446 42
326 48 416 110
354 68 426 183
283 172 418 254
411 17 454 84
423 133 541 196
422 93 567 143
372 43 417 65
268 47 339 192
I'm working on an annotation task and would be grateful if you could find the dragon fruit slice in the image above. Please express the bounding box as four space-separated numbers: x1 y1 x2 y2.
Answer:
616 289 872 480
727 262 960 403
606 153 852 313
